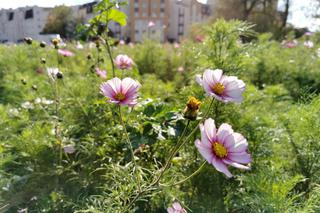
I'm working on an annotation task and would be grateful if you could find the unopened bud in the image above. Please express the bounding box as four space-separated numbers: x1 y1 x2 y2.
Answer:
21 79 27 85
40 58 46 64
51 38 60 49
31 85 38 91
56 72 63 79
87 54 92 60
24 37 33 45
183 97 201 121
40 41 46 48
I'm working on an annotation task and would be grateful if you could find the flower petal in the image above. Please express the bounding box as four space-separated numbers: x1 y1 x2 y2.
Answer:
212 157 233 177
195 139 213 163
199 123 211 147
204 118 216 142
228 152 252 164
222 159 250 170
217 123 234 145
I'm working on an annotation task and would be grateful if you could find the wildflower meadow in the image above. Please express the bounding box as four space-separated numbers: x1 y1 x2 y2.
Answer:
1 1 320 212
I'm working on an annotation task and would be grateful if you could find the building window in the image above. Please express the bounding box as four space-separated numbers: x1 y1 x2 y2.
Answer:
25 9 34 19
135 7 139 12
160 8 165 13
135 0 139 2
161 0 165 3
87 5 93 14
8 12 14 21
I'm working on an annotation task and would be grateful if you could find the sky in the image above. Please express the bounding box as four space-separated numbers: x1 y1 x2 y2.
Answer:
0 0 319 31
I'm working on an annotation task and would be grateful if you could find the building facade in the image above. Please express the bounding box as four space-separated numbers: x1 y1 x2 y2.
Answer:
0 0 214 43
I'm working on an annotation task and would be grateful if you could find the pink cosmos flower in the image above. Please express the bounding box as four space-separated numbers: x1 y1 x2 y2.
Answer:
195 118 251 178
304 40 314 48
285 40 298 48
304 31 312 36
174 42 180 49
63 145 76 154
58 49 74 57
148 21 155 27
47 67 60 81
167 202 187 213
119 40 125 45
95 68 107 79
100 77 141 106
177 66 184 72
195 35 204 43
115 54 134 70
196 69 245 103
76 41 84 49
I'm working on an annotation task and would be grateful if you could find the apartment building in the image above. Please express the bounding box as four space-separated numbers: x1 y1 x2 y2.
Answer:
0 6 51 43
126 0 212 42
0 0 214 43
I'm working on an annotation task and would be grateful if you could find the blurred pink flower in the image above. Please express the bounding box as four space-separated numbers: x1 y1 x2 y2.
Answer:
304 31 312 36
304 40 314 48
129 42 135 48
58 49 74 57
47 67 60 81
196 69 245 103
115 54 134 70
177 66 184 72
95 68 107 79
167 202 187 213
285 40 298 48
148 21 155 27
174 42 180 49
100 77 141 106
36 67 44 74
119 40 125 45
63 145 76 154
76 41 84 49
195 118 251 178
195 35 204 42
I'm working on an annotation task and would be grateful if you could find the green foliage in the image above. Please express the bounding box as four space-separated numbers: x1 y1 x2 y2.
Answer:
0 19 320 212
42 6 80 38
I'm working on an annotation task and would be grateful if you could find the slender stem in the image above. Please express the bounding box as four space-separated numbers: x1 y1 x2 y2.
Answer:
54 81 63 167
160 160 206 187
118 106 141 192
104 37 115 77
152 98 215 186
152 120 190 185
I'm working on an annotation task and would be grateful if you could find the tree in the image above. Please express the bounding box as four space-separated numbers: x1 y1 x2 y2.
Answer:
212 0 281 34
42 5 81 39
280 0 291 30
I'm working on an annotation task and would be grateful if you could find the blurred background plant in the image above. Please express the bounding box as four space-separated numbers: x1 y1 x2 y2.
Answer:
0 6 320 213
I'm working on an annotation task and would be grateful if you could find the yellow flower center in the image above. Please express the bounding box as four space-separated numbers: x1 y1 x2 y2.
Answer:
115 93 126 101
212 142 228 158
212 83 225 95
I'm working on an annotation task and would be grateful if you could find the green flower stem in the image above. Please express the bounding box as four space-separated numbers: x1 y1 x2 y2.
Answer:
151 120 190 186
103 37 115 78
118 106 141 192
152 98 215 186
160 160 206 187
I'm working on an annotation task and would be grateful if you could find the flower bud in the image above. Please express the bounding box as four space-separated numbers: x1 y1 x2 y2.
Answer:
56 72 63 79
21 79 27 85
40 41 46 48
24 37 33 45
31 85 38 91
40 58 46 64
183 97 201 121
51 38 60 49
87 54 92 60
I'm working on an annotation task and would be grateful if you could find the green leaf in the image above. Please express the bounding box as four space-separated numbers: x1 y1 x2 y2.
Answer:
108 9 127 26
